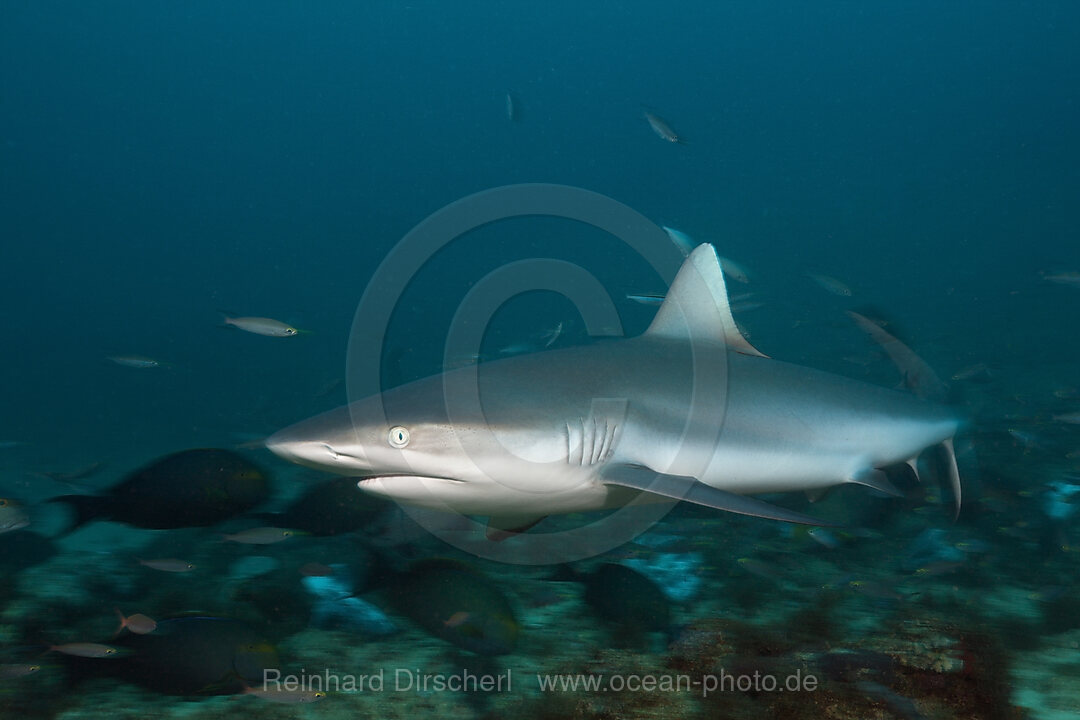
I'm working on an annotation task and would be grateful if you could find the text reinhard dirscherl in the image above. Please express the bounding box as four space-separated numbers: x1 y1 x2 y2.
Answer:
262 668 819 698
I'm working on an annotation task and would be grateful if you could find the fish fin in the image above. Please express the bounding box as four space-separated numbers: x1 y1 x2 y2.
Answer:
645 244 768 357
848 468 904 498
941 437 962 520
47 495 105 533
601 464 836 526
485 515 546 542
905 457 921 482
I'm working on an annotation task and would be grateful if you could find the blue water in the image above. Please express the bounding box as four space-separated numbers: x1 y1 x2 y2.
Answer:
2 2 1080 717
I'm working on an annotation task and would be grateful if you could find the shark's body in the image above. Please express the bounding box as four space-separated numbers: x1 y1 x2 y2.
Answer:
267 245 961 536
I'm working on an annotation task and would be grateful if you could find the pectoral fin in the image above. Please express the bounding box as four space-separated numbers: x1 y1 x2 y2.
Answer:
601 464 835 526
486 515 547 542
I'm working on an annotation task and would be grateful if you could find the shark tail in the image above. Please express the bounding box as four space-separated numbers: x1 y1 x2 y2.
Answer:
845 309 968 519
941 437 962 521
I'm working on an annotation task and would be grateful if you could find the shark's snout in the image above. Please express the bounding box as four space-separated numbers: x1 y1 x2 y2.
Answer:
264 426 306 463
265 411 375 475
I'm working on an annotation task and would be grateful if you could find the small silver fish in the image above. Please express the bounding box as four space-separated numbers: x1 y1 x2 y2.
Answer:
0 663 41 680
626 293 666 306
736 557 785 583
661 227 749 283
807 273 853 297
108 355 165 369
48 643 121 658
505 91 519 122
730 300 763 314
1043 271 1080 287
644 110 683 144
1052 412 1080 425
951 363 993 382
36 461 107 483
717 256 751 284
221 313 301 337
807 527 840 549
661 226 695 256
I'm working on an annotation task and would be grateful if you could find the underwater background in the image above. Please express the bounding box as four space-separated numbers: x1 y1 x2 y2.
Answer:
2 1 1080 718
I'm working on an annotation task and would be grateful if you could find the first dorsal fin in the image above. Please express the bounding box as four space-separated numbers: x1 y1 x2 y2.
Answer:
645 244 767 357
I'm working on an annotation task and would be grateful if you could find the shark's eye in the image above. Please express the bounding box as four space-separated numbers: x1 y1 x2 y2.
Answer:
388 425 411 448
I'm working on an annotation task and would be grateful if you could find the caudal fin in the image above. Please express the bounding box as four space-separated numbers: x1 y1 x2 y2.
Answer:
47 495 106 533
941 437 962 520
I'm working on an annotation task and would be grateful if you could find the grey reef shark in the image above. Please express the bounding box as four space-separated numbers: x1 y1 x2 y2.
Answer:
267 244 962 540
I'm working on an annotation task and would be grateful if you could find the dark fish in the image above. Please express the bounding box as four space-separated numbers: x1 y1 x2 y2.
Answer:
552 563 671 644
221 527 297 545
66 617 279 696
50 449 270 531
137 558 196 573
244 686 326 703
0 529 56 572
386 558 518 656
259 476 389 536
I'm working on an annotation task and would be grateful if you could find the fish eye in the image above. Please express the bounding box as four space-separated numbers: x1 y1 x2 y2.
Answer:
388 425 410 448
0 499 7 506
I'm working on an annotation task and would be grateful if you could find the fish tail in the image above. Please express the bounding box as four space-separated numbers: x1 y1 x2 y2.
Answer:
48 495 105 533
